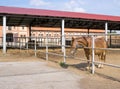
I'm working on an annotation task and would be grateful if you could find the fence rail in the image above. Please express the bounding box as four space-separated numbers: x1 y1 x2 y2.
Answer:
44 34 120 74
0 34 120 48
0 34 120 74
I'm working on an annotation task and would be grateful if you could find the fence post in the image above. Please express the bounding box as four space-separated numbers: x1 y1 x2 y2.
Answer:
34 37 37 57
2 16 7 54
63 35 66 63
105 22 108 41
63 45 66 63
20 38 22 52
46 35 48 61
61 19 65 52
92 35 95 74
26 37 28 53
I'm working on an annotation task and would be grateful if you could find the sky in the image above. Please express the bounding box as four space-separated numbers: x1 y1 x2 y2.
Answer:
0 0 120 16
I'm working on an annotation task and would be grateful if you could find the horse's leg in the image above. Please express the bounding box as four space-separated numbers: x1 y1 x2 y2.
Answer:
86 54 90 70
101 52 106 68
84 49 90 70
97 54 102 68
70 48 77 56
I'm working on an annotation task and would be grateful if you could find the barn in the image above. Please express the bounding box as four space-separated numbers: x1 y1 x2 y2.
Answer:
0 6 120 53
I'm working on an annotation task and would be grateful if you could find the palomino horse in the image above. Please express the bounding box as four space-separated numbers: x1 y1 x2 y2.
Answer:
70 36 107 69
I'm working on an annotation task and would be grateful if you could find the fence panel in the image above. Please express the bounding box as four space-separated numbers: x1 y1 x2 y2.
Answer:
0 34 119 75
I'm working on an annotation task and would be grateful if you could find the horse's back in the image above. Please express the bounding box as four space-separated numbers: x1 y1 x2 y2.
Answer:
95 37 107 48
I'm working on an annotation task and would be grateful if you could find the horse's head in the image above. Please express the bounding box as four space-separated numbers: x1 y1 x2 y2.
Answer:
70 37 78 56
70 36 88 56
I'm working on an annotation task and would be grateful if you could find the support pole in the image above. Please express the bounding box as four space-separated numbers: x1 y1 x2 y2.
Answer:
61 19 65 52
105 22 108 41
110 30 112 47
29 25 32 41
61 19 66 63
92 35 95 74
34 37 37 57
63 45 66 63
46 33 48 61
2 16 6 54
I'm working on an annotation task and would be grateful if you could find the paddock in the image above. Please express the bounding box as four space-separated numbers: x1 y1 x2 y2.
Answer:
0 33 120 89
0 33 119 77
0 6 120 87
0 45 119 83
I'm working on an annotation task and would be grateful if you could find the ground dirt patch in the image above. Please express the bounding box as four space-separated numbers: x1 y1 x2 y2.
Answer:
0 49 119 89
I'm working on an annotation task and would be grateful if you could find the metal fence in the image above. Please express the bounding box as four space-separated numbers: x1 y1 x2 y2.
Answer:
0 34 120 48
0 34 120 74
0 36 61 48
44 34 120 74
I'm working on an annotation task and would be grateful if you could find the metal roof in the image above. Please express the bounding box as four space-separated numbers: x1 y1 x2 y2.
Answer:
0 6 120 22
0 6 120 30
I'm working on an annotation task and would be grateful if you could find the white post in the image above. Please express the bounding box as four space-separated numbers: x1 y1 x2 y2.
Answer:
61 19 65 52
63 45 66 63
46 34 48 61
105 22 108 41
26 37 28 53
61 19 66 63
92 35 95 74
34 37 37 57
2 16 6 54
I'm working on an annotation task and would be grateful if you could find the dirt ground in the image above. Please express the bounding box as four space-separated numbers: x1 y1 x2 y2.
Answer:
0 48 120 89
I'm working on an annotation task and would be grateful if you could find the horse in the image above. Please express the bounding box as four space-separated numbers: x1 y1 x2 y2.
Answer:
70 36 107 69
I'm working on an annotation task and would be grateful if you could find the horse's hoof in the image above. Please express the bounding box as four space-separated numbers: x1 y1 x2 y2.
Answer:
100 64 104 68
97 64 104 68
86 66 90 70
97 64 101 68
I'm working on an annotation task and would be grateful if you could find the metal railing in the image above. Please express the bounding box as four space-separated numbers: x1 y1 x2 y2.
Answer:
0 34 120 74
44 34 120 74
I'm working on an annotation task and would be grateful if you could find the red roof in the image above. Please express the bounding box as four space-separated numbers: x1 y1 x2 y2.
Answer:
0 6 120 22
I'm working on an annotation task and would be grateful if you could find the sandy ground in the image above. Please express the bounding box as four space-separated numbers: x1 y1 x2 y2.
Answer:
0 49 119 89
0 62 82 89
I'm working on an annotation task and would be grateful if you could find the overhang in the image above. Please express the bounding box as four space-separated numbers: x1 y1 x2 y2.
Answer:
0 6 120 30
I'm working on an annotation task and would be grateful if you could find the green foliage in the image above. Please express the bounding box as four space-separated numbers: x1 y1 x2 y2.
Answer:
59 61 68 68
